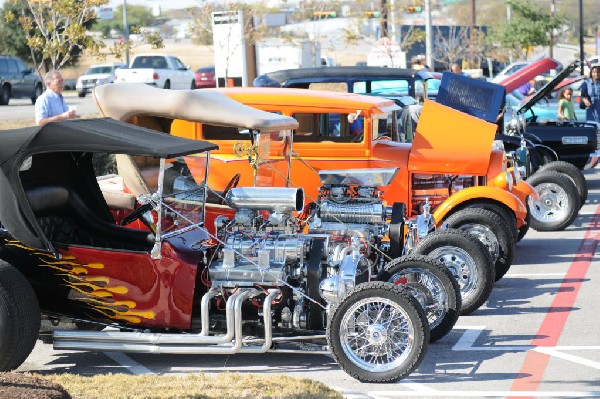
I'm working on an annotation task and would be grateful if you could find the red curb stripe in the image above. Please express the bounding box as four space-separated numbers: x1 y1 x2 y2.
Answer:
510 205 600 393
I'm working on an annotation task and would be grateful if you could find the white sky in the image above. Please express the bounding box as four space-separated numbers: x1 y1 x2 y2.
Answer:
107 0 201 10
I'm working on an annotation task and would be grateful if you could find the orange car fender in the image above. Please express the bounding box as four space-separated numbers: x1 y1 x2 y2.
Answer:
512 179 541 204
432 186 527 227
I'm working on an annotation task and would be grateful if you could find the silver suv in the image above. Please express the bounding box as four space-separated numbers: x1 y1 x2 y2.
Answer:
0 55 43 105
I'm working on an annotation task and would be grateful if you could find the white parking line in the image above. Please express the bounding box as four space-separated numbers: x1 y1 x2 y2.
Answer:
103 352 154 375
367 391 600 397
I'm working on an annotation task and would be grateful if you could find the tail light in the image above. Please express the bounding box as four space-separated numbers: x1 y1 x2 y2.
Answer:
153 72 159 80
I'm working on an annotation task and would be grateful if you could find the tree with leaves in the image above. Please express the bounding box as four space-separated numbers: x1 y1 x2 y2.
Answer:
4 0 163 74
489 0 564 59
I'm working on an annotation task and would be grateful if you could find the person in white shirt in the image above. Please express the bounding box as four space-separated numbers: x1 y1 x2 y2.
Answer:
35 70 76 125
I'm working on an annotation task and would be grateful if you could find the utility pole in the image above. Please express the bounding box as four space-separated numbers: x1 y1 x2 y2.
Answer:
425 0 433 70
469 0 476 68
390 0 396 42
579 0 584 75
123 0 130 65
380 0 388 39
507 2 513 63
549 0 555 58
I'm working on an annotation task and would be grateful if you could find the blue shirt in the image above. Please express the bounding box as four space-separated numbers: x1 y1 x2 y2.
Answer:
35 89 68 123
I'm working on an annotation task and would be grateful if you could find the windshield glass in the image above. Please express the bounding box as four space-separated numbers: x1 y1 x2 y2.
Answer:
372 111 398 140
160 154 209 236
86 66 113 74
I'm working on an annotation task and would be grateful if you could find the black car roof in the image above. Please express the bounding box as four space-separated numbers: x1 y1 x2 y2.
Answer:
0 118 218 252
265 66 432 86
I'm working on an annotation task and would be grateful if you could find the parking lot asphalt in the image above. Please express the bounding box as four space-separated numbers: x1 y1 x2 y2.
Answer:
16 167 600 398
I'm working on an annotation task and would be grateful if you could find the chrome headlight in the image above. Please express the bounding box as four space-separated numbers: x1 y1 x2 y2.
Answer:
506 171 513 191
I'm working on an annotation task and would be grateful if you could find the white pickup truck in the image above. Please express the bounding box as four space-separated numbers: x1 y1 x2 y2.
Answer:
114 54 196 89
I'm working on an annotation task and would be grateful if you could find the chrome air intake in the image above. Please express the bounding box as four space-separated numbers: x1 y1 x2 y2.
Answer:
226 187 304 213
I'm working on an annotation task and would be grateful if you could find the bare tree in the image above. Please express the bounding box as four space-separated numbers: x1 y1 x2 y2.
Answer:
433 25 470 70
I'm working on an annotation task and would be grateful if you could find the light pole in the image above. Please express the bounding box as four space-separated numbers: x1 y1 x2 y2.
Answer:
579 0 584 75
123 0 130 65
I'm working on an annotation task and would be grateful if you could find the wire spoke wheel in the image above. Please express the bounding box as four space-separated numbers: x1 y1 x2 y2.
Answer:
328 282 428 383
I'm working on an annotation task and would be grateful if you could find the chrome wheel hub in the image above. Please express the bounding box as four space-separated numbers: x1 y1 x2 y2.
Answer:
528 183 570 223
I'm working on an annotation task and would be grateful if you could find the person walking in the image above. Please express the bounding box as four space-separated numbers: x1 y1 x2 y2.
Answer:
557 87 576 121
579 65 600 123
35 70 76 125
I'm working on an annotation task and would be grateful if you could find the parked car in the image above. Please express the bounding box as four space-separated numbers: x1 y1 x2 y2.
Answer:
0 111 445 383
194 65 216 88
490 61 531 83
75 62 127 97
0 55 43 105
114 54 195 89
93 84 534 282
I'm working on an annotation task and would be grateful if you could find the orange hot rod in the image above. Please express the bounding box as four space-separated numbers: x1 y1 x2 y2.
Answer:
93 85 536 280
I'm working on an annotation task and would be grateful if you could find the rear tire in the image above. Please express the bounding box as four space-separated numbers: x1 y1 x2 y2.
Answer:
411 229 494 315
445 208 514 282
379 254 460 342
526 170 580 231
164 80 171 89
31 83 43 104
0 261 41 371
328 281 428 383
190 80 196 89
77 90 86 98
535 161 587 209
0 84 10 105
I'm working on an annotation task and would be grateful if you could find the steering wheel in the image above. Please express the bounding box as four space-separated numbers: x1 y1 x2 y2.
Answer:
120 203 154 227
219 173 241 205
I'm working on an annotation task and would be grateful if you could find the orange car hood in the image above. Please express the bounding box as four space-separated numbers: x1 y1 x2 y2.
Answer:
409 100 497 174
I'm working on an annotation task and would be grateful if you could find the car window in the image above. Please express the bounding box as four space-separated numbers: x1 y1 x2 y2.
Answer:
0 59 8 73
354 80 410 95
174 58 186 70
7 60 18 73
16 60 26 72
292 112 360 143
131 56 167 69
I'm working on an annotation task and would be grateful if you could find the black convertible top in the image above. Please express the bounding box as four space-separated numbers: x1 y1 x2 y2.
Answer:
0 118 218 252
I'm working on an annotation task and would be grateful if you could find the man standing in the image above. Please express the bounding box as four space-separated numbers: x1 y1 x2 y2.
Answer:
35 70 76 125
450 63 464 75
579 65 600 123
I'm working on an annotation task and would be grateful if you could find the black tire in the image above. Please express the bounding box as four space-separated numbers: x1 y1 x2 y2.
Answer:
328 281 428 383
31 83 43 104
0 84 10 105
526 170 580 231
445 208 514 282
411 229 494 315
77 90 86 98
378 254 460 342
0 261 41 371
535 161 588 209
191 80 196 89
463 203 518 244
163 80 171 89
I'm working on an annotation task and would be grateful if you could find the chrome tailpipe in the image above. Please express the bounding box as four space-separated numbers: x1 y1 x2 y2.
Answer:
53 288 279 355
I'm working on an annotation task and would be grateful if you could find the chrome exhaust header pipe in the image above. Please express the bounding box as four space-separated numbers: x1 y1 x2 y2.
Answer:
53 289 278 355
226 187 304 213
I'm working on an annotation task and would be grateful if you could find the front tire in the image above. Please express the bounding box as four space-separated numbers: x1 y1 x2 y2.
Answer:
328 281 429 383
526 170 580 231
77 90 86 98
0 261 41 371
445 208 514 281
535 161 587 209
379 254 460 342
411 229 494 315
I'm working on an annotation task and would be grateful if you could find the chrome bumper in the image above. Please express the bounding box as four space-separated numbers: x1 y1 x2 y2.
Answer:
584 150 600 170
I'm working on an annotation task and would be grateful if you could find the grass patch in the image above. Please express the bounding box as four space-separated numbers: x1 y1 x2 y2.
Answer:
42 372 342 399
